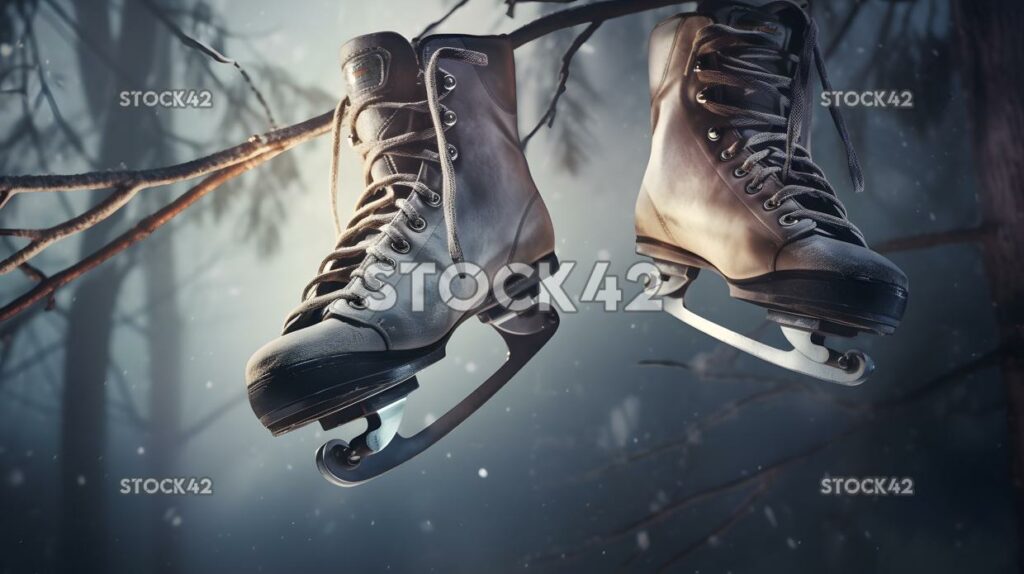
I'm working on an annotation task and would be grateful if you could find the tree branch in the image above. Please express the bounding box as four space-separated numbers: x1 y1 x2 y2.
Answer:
508 0 696 47
416 0 473 41
140 0 278 129
534 345 1007 565
179 389 246 442
521 20 602 149
824 0 867 60
875 224 993 253
0 148 289 321
0 111 331 295
0 0 700 322
655 479 769 572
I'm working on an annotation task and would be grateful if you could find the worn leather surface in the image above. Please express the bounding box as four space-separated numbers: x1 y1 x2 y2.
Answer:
637 9 906 290
248 32 554 385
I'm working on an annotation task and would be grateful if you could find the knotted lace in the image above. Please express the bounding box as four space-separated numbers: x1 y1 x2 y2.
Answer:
689 13 866 245
285 47 488 326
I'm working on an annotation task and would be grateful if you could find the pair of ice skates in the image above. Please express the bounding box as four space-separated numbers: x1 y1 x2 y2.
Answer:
245 0 909 486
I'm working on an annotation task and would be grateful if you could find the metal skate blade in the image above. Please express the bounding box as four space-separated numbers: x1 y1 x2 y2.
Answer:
363 398 406 453
662 296 872 386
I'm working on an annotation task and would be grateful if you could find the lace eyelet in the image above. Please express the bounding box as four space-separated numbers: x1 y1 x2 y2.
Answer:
779 214 799 227
427 192 442 207
442 74 457 90
446 143 459 161
442 110 457 127
763 198 779 211
391 238 411 254
720 149 734 161
348 297 367 310
379 256 396 269
696 89 708 105
408 217 427 232
733 167 749 178
745 182 764 195
706 128 720 142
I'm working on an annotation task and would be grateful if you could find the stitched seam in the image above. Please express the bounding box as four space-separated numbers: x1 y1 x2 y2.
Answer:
652 17 685 103
507 191 542 264
643 187 679 245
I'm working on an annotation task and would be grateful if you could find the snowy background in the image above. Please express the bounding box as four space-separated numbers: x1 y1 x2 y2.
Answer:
0 0 1014 572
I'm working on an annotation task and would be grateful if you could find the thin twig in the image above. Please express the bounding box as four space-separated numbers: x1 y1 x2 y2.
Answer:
656 479 770 572
416 0 473 41
824 0 867 60
0 183 145 274
0 0 704 323
532 346 1007 565
179 389 246 441
505 0 579 18
875 224 993 253
0 111 330 194
508 0 695 47
0 149 288 321
140 0 278 129
521 20 602 149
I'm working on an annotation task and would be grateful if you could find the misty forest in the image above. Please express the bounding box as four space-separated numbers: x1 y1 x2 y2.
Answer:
0 0 1021 572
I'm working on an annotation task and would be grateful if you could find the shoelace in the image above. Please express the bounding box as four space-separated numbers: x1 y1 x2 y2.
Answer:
285 47 488 326
689 14 867 245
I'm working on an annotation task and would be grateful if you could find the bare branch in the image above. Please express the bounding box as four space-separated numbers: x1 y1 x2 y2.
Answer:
179 389 246 441
0 183 144 274
824 0 868 60
140 0 278 129
0 110 331 298
0 148 288 321
521 20 602 149
535 346 1008 565
0 0 700 323
17 1 95 163
508 0 694 48
505 0 579 19
416 0 473 41
0 110 330 194
655 480 769 572
875 224 993 253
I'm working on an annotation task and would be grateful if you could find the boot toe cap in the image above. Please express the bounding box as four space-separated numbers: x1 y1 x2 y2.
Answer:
776 236 908 291
245 319 386 387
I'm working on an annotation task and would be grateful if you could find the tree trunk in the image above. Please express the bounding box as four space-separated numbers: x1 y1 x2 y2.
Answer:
144 234 184 574
59 2 163 572
954 0 1024 565
140 20 183 574
59 275 121 574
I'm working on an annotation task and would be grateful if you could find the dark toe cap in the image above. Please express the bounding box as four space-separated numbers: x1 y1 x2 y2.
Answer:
245 319 386 387
776 235 908 291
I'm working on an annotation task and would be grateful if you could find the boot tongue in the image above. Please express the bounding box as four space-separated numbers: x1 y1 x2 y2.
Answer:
720 4 792 52
711 2 806 118
337 32 425 187
716 4 844 225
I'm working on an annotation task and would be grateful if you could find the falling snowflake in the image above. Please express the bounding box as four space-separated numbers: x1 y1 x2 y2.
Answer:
636 531 650 551
477 468 488 478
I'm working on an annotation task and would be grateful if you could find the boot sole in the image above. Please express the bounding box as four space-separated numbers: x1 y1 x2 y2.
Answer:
637 238 907 335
